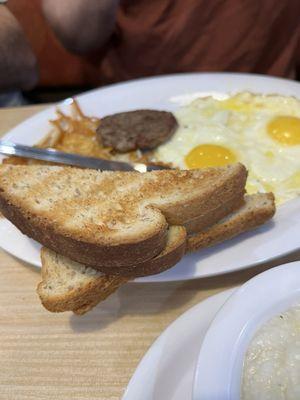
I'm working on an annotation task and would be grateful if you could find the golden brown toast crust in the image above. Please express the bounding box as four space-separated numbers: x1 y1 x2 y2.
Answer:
155 163 247 224
97 226 187 277
0 194 168 270
187 193 276 252
184 192 245 234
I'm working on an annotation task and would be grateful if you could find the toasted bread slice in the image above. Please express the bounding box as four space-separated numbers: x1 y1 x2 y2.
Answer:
38 194 275 315
38 248 128 314
0 164 246 273
187 193 275 252
38 226 187 314
184 193 245 234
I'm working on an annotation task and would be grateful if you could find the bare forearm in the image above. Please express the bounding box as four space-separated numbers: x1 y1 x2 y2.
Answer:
42 0 120 54
0 6 38 92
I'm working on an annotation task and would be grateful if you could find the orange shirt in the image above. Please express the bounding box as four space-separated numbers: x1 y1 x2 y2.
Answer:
9 0 300 87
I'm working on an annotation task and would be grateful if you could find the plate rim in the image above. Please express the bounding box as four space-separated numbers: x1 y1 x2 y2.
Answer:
4 71 300 140
0 216 299 282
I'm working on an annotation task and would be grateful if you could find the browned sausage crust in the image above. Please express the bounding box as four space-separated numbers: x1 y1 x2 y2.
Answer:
97 109 178 152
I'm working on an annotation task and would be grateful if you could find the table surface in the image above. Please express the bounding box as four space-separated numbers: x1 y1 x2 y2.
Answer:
0 105 299 400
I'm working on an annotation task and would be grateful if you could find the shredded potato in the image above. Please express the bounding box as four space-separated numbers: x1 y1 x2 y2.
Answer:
4 100 112 165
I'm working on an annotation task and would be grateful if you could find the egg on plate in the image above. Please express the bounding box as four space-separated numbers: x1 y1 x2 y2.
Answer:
154 92 300 204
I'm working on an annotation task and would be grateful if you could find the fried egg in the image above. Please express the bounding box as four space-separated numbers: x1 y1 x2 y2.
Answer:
154 92 300 204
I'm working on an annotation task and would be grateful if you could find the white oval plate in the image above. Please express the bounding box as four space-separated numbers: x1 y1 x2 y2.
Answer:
0 73 300 282
193 261 300 400
122 288 236 400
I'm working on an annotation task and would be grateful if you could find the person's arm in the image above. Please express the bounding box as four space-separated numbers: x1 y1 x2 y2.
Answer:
42 0 120 54
0 6 38 92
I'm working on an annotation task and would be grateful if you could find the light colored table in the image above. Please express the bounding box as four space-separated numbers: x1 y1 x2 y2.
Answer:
0 105 299 400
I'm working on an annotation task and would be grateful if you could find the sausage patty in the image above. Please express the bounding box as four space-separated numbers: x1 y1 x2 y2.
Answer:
96 109 178 152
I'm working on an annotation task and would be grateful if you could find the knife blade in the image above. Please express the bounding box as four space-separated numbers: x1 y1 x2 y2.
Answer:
0 140 167 172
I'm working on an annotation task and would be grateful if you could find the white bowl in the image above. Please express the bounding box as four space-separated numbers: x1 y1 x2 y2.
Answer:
193 261 300 400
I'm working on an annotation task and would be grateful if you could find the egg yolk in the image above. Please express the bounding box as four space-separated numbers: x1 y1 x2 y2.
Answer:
185 144 236 169
267 116 300 145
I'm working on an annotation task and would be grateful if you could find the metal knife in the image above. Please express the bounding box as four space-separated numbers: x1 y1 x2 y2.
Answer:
0 140 168 172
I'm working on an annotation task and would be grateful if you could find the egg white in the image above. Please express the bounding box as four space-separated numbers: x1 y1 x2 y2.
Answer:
154 92 300 204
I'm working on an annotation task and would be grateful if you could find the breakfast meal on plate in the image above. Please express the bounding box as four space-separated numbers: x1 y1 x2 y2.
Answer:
0 163 275 313
4 91 300 205
4 91 300 207
242 303 300 400
8 89 300 314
